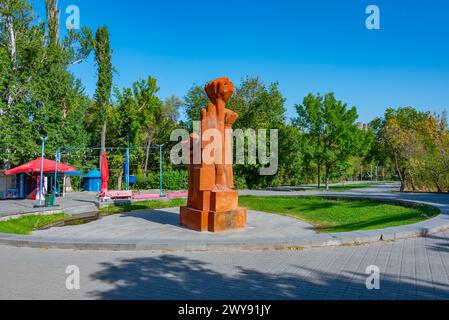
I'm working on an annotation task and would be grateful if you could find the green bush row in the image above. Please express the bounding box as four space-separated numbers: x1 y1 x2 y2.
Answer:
134 169 188 191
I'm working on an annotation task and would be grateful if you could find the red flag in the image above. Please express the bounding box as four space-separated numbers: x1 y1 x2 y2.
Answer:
100 151 109 196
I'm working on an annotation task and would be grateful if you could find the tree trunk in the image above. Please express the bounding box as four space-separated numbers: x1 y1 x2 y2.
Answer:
117 169 123 190
6 15 16 107
393 153 405 192
144 136 153 174
317 161 321 190
45 0 61 45
400 178 406 192
99 121 107 167
6 16 16 67
144 144 150 174
408 170 417 191
65 176 72 193
435 180 442 193
325 164 330 191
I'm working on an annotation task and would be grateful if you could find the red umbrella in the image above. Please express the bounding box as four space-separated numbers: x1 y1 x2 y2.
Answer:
100 151 109 196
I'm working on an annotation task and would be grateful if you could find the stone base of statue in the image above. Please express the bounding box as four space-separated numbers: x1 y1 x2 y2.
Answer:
180 206 247 233
207 207 247 232
180 190 247 232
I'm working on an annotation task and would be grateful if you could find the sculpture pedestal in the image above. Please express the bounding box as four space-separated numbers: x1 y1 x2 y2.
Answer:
208 207 247 232
180 207 247 232
180 190 247 232
180 207 209 232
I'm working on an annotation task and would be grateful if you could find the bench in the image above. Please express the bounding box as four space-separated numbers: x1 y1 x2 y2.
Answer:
101 190 133 200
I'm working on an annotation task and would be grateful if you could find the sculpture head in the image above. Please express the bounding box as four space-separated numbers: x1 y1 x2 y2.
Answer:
205 77 234 103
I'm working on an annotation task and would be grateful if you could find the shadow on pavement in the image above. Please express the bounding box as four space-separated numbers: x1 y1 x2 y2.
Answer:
88 255 449 300
120 210 182 228
426 234 449 254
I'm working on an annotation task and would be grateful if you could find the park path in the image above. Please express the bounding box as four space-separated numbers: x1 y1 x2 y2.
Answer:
0 229 448 299
1 183 449 299
0 192 98 218
241 183 449 207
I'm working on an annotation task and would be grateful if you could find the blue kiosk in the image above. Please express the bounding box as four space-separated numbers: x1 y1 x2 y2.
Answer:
83 169 102 192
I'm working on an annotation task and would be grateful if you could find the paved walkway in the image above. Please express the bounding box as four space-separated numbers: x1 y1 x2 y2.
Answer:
1 183 446 251
1 183 449 299
1 229 449 299
0 192 98 218
31 208 317 242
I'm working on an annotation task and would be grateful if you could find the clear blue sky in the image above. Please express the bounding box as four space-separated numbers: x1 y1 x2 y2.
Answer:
34 0 449 122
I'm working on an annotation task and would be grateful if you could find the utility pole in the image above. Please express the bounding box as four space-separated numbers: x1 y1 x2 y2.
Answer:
125 134 130 191
38 136 47 207
53 148 60 196
159 144 165 198
34 100 47 208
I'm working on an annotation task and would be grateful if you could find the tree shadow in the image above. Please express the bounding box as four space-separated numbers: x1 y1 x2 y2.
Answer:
88 255 449 300
120 210 182 228
318 214 428 233
71 198 99 206
426 234 449 254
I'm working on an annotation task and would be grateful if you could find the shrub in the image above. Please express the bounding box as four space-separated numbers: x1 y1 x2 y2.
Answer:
134 169 187 191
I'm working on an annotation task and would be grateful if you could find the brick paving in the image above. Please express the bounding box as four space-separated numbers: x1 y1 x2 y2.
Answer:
1 183 449 300
0 229 448 300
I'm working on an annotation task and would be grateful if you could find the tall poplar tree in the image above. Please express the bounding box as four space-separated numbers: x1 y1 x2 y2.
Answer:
45 0 60 45
92 26 112 164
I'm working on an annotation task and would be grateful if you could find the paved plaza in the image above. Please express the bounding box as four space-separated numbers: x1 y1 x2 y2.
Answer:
1 183 449 300
1 229 449 300
0 183 446 251
0 192 98 217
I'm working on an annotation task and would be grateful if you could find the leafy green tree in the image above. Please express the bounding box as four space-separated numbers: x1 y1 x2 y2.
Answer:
110 77 181 186
382 107 428 191
182 83 208 131
0 0 91 170
228 77 288 188
381 107 449 192
90 26 112 164
294 93 372 190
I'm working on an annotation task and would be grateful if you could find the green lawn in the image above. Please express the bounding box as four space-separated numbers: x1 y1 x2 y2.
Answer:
0 213 70 235
99 198 187 215
239 196 439 233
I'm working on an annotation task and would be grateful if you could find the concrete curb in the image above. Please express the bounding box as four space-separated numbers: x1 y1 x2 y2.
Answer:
0 209 63 222
0 194 448 252
1 216 448 252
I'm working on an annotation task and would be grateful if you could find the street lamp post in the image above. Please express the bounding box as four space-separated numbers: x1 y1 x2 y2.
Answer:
38 136 47 207
34 100 48 208
54 148 60 197
159 144 165 198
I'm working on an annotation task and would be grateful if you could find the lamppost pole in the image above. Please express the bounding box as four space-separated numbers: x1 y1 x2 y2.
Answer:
38 136 47 207
159 144 164 198
54 148 60 196
125 134 130 191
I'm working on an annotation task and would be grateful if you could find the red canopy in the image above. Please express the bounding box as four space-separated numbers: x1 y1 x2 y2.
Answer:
3 158 77 175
